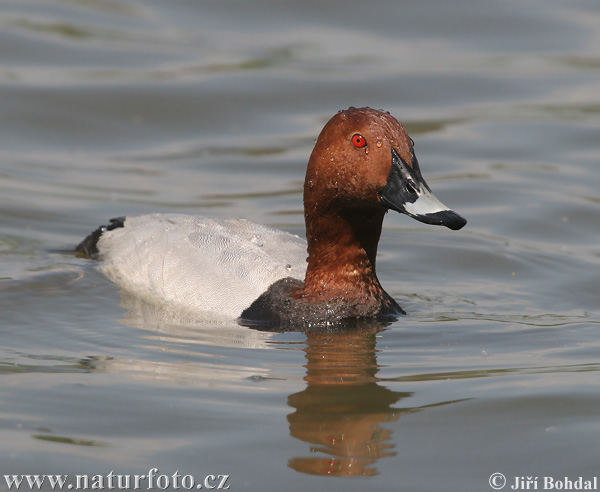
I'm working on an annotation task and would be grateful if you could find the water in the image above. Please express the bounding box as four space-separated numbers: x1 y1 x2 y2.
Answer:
1 0 600 490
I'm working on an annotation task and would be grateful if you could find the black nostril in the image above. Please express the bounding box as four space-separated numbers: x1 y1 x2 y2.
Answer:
406 181 417 194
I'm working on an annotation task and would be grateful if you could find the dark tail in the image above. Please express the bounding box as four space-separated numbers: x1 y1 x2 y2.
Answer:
75 217 125 258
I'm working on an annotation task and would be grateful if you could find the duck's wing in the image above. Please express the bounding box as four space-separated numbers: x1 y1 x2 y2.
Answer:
95 213 307 318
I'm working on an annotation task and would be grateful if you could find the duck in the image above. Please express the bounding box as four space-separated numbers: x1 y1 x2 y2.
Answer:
76 107 466 328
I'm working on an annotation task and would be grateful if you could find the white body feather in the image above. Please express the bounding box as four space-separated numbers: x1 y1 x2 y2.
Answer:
97 214 307 318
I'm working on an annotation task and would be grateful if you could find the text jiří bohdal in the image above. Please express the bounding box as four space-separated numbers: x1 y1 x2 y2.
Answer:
511 476 598 490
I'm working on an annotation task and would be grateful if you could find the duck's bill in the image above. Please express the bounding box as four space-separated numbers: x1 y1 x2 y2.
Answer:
378 148 467 231
401 189 467 230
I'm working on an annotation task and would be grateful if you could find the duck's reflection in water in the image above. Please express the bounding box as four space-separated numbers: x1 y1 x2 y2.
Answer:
110 296 454 477
287 325 429 477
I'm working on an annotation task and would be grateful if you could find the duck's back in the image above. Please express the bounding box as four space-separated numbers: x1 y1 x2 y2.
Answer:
95 214 307 318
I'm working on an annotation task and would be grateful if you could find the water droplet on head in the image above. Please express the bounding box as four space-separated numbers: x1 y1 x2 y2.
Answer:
376 140 383 148
251 235 263 247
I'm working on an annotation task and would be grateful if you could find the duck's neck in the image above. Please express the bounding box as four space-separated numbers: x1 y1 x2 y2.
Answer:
301 206 388 300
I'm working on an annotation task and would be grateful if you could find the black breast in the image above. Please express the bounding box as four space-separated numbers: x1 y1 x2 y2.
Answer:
239 277 404 331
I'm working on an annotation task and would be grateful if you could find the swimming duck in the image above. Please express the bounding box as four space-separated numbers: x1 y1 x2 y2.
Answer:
76 107 466 328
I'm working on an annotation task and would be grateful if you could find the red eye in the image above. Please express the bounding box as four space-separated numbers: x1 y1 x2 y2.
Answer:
351 133 367 148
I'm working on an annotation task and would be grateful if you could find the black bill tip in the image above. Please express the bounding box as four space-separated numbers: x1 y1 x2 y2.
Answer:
416 210 467 230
